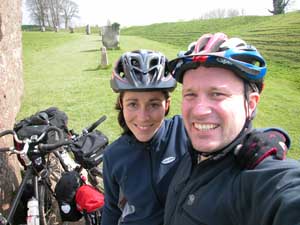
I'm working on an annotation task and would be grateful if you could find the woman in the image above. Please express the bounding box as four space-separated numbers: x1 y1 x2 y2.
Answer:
101 49 189 225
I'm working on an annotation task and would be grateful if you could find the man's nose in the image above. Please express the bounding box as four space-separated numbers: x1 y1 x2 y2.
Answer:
193 97 212 115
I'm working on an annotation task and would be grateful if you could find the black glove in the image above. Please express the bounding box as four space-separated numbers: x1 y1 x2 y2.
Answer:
234 128 290 169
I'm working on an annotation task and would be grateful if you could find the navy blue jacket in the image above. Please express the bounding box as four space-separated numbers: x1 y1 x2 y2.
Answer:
102 115 189 225
164 149 300 225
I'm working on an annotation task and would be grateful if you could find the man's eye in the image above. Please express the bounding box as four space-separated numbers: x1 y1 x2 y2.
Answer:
183 92 196 98
212 92 224 97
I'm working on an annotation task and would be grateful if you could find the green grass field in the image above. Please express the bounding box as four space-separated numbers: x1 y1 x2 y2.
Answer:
21 12 300 158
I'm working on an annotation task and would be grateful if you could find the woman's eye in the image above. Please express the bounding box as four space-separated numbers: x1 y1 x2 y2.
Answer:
127 102 137 108
149 103 161 109
154 103 161 108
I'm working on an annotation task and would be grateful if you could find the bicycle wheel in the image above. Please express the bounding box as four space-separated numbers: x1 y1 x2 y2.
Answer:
38 182 61 225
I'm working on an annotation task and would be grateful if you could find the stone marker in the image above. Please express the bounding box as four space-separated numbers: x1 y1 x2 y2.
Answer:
86 24 91 35
101 46 108 68
41 26 45 32
54 26 59 32
101 25 120 49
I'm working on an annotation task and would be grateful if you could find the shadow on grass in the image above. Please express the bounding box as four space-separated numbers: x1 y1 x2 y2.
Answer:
84 64 112 71
80 49 100 53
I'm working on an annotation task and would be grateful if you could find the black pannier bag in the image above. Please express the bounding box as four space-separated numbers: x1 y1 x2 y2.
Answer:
55 171 83 221
70 130 108 169
13 106 69 141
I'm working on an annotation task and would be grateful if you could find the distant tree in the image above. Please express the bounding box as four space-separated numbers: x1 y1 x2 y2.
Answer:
227 9 240 18
61 0 79 29
240 9 246 16
25 0 79 29
26 0 48 27
48 0 62 28
268 0 291 14
202 8 226 19
201 8 241 19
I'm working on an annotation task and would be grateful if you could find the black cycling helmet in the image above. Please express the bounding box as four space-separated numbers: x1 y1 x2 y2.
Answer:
110 49 177 92
168 33 267 93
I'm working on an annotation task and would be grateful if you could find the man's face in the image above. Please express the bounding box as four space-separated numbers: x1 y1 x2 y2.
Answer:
181 66 259 153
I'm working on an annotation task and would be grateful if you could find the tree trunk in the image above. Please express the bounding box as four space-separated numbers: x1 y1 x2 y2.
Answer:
0 0 23 217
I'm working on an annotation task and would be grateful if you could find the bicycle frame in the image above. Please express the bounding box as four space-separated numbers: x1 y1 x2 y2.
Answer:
4 167 38 224
0 127 66 225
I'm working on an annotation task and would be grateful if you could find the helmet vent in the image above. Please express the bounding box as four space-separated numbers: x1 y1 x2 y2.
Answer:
131 59 140 67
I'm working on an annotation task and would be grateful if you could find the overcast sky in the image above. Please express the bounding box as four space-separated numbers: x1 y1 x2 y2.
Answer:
22 0 300 27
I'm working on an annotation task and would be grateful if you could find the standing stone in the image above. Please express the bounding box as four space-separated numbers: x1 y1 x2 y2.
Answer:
101 25 120 49
54 25 59 32
100 46 108 68
86 24 91 35
41 26 45 32
69 26 74 33
0 0 23 217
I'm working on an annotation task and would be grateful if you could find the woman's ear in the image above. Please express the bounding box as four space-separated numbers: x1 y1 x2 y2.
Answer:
165 97 171 113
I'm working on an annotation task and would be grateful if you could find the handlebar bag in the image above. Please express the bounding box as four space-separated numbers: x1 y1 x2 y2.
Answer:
70 130 108 169
55 171 83 221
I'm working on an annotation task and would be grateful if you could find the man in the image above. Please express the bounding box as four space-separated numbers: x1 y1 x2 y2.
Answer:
164 32 300 225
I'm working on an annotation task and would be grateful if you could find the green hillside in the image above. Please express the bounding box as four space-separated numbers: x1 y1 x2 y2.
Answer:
20 12 300 158
122 12 300 156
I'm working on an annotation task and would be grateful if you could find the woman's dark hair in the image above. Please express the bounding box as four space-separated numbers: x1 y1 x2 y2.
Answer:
115 91 171 135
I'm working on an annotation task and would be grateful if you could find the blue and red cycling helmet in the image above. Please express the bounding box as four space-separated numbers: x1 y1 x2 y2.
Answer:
168 32 267 93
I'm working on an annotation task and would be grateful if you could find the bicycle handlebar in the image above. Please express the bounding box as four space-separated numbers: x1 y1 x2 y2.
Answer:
37 126 69 151
0 130 15 137
0 130 24 144
38 115 107 151
0 130 17 151
0 126 65 153
38 140 72 151
0 147 13 152
84 115 107 134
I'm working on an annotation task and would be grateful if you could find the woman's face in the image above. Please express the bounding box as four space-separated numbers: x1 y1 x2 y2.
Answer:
122 91 170 142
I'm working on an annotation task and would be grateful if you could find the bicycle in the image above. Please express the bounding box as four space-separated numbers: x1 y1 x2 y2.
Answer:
0 125 66 225
0 109 108 225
